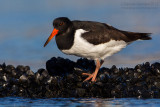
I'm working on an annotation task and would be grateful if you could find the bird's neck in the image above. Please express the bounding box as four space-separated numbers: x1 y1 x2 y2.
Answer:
56 27 75 50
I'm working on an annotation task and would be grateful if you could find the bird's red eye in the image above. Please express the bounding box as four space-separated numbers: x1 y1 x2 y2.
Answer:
59 22 64 26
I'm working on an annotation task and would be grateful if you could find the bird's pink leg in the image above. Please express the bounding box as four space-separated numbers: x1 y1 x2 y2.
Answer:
82 60 104 82
82 73 92 76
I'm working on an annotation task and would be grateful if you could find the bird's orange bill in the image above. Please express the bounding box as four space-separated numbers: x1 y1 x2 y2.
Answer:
44 28 59 47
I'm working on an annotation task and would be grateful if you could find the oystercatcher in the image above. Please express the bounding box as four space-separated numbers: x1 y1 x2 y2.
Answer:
44 17 151 82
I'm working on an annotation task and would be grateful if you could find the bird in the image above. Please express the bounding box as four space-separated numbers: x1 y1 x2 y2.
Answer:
44 17 151 82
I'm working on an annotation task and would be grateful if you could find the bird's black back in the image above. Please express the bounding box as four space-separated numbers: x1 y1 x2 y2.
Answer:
72 21 151 45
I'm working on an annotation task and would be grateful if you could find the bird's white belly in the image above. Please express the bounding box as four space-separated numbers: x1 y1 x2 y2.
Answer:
62 29 127 60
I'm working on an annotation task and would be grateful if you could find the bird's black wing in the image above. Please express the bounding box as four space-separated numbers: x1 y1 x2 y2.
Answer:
72 21 130 45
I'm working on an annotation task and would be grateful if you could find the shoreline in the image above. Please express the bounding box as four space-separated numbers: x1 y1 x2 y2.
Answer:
0 57 160 98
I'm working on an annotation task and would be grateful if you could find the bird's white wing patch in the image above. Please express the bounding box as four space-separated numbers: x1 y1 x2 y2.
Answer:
62 29 127 60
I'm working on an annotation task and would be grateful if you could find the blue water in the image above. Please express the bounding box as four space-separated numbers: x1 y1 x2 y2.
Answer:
0 97 160 107
0 0 160 71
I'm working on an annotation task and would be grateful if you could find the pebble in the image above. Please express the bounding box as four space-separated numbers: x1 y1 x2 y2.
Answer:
0 57 160 98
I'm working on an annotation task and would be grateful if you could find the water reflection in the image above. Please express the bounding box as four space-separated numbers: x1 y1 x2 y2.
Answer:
0 97 160 107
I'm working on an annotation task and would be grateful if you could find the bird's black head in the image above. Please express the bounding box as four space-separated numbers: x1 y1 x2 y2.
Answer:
53 17 72 35
44 17 72 47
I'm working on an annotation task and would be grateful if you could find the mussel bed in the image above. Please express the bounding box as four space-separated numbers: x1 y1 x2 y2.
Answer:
0 57 160 98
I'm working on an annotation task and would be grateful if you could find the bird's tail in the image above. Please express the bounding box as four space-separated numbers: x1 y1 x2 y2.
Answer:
121 31 152 42
133 32 152 40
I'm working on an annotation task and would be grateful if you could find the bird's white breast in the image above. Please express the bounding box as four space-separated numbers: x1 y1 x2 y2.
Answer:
62 29 127 60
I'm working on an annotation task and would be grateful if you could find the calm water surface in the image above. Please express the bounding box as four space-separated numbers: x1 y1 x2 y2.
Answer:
0 0 160 71
0 97 160 107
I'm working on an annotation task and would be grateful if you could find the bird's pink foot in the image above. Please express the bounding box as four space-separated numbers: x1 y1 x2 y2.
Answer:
82 72 97 82
81 60 104 82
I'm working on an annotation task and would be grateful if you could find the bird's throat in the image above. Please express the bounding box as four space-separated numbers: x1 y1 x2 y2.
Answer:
56 28 75 50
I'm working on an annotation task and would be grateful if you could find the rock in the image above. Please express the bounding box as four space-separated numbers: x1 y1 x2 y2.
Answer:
35 72 41 84
16 65 25 72
0 63 6 70
19 75 28 84
24 66 30 71
75 88 86 97
37 69 49 78
45 76 53 84
11 70 17 77
0 57 160 98
99 74 110 83
2 75 7 82
0 67 2 71
26 70 34 76
46 57 75 76
75 58 95 71
4 65 15 74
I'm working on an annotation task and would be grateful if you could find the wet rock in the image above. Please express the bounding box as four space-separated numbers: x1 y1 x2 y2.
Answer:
11 69 17 77
37 69 49 78
75 58 95 71
111 65 119 74
0 57 160 98
35 72 41 84
16 65 25 72
75 88 86 97
82 81 91 89
19 75 30 88
0 67 2 71
26 70 34 76
11 85 19 95
4 65 15 74
99 74 110 83
45 76 53 84
95 82 103 87
135 64 142 69
2 75 7 82
155 69 160 74
151 62 160 70
19 75 28 83
46 57 75 76
16 65 26 77
24 66 30 71
0 63 6 70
